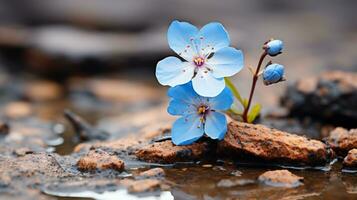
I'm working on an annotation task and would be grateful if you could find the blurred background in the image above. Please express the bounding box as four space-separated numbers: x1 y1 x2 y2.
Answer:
0 0 356 119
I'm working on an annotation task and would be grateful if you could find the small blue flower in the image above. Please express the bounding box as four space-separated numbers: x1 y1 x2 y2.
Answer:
263 63 285 85
167 82 233 145
156 20 244 97
265 40 283 56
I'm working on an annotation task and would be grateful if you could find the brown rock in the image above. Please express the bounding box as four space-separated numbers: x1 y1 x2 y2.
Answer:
0 121 10 135
343 149 357 169
138 168 165 179
121 179 161 193
218 121 334 166
258 170 303 188
326 127 357 156
4 101 33 119
77 149 124 171
135 140 210 164
25 80 63 101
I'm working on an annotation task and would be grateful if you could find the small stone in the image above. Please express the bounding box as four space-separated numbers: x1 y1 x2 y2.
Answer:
138 168 165 179
326 127 357 156
135 140 210 163
0 121 9 136
258 170 303 188
4 101 33 119
25 80 63 101
217 179 255 188
230 170 243 177
121 179 161 193
343 149 357 169
202 164 212 168
77 149 124 171
14 148 33 156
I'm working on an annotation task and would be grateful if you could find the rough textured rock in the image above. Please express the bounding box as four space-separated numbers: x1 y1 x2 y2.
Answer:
138 168 165 179
218 121 334 166
258 170 303 188
326 127 357 156
77 149 124 171
121 179 161 193
281 71 357 126
135 140 211 164
343 149 357 169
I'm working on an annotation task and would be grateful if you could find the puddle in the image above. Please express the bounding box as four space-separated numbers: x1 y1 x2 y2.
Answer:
45 189 174 200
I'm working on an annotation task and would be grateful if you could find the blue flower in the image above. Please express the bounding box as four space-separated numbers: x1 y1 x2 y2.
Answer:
156 20 244 97
263 63 285 85
167 82 233 145
265 40 283 56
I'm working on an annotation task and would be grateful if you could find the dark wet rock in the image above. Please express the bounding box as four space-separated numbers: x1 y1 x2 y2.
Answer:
217 178 255 188
258 170 303 188
3 101 33 119
343 149 357 169
64 109 110 141
218 121 334 166
0 120 10 136
77 149 124 172
135 140 211 164
326 127 357 156
281 71 357 126
138 168 165 179
121 179 161 193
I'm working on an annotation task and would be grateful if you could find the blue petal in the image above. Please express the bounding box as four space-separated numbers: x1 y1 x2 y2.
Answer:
167 82 201 104
167 99 196 116
171 114 204 145
156 56 194 87
204 112 227 140
192 70 225 97
209 87 233 111
206 47 244 78
168 20 199 61
198 22 230 55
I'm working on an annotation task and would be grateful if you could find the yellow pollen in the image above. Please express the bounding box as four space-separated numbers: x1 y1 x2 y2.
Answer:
194 57 205 67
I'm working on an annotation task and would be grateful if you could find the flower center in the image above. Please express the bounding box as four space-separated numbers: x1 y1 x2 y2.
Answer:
197 105 209 123
193 57 205 67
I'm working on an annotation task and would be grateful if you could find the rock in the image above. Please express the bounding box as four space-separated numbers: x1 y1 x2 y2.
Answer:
77 149 124 171
258 170 303 188
343 149 357 169
64 109 110 141
14 147 33 156
138 168 165 179
217 179 255 188
326 127 357 156
281 71 357 126
121 179 161 193
135 140 211 164
4 101 33 119
218 121 334 166
0 120 10 135
24 80 63 101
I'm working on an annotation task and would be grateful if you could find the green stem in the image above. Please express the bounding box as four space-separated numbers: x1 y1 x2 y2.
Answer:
242 51 267 122
224 77 244 106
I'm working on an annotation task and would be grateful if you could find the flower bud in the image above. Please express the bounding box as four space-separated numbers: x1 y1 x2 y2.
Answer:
264 40 283 56
263 63 285 85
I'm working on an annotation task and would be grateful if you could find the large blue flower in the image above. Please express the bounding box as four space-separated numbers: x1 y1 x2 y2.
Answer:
156 20 244 97
167 82 233 145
